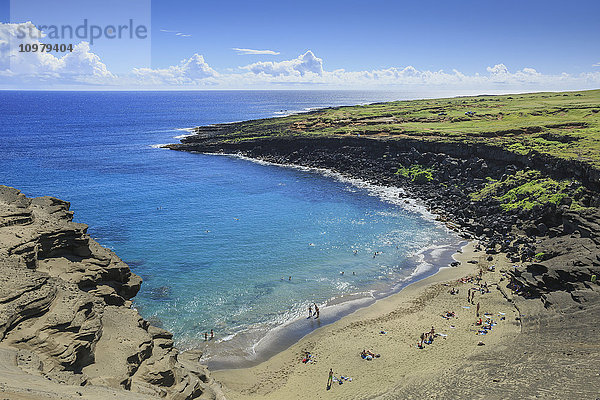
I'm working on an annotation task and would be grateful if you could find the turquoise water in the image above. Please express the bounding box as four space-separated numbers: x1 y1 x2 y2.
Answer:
0 91 460 363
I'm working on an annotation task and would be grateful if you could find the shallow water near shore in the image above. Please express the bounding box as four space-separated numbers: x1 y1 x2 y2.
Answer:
0 90 461 365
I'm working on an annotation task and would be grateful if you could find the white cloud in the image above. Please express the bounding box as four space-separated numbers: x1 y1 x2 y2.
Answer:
593 62 600 67
233 48 280 55
0 21 114 84
241 50 323 76
487 63 509 75
132 53 218 85
1 27 599 91
160 29 192 38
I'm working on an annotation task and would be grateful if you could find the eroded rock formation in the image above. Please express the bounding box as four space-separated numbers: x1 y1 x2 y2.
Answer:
0 186 223 399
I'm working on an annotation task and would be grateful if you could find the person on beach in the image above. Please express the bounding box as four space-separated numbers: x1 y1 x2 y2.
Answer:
420 332 425 347
361 349 378 360
204 332 208 341
314 304 320 319
210 329 214 340
476 302 480 317
327 368 334 388
308 305 313 318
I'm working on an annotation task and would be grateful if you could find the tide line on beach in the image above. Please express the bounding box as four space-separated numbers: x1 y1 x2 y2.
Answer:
212 241 521 400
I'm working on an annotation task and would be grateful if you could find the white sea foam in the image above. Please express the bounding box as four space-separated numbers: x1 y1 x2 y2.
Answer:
174 129 195 140
216 333 237 343
188 152 463 366
218 153 439 222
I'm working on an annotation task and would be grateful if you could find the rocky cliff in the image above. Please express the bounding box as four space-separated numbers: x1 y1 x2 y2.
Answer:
0 186 224 400
167 135 600 311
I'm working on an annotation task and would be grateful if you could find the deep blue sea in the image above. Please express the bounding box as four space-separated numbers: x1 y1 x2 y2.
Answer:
0 91 461 366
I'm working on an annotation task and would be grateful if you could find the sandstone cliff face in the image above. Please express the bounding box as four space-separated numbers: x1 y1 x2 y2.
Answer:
0 186 223 399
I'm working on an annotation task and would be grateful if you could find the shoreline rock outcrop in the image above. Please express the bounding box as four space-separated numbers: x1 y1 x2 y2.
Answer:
167 135 600 311
0 186 224 399
168 130 600 396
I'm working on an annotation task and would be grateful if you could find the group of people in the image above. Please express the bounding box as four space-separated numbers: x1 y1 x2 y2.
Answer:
327 368 352 389
466 270 492 304
302 351 316 364
308 303 320 319
475 314 499 336
441 311 456 320
203 329 214 341
360 349 380 361
417 326 436 348
417 268 497 349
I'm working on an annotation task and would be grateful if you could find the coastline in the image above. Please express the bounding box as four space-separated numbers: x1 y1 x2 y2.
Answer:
212 240 522 399
2 89 598 399
0 186 226 400
188 152 523 398
204 240 464 371
164 89 600 397
194 153 465 370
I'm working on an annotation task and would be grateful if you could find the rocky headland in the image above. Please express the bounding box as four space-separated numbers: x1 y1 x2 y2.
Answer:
2 89 598 399
166 90 600 397
0 186 224 399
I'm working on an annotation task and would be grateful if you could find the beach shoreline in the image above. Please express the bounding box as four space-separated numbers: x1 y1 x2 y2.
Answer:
211 240 523 399
204 239 465 371
189 153 467 371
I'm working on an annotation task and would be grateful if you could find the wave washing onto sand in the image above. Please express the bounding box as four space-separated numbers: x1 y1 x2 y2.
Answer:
204 239 461 370
192 153 464 369
396 244 458 287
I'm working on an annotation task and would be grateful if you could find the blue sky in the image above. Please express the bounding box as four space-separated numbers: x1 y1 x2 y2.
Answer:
0 0 599 90
150 0 599 74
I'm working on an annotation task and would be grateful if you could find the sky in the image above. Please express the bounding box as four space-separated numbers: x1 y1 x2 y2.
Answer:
0 0 599 91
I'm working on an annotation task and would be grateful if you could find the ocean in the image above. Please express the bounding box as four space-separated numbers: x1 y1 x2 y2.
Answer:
0 90 461 367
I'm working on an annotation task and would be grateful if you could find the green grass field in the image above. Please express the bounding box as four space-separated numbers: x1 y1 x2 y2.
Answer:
207 89 600 169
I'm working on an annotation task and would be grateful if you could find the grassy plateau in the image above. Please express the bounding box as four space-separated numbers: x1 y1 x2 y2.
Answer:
182 89 600 212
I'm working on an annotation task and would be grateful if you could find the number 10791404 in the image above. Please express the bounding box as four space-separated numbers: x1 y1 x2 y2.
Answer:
19 43 74 52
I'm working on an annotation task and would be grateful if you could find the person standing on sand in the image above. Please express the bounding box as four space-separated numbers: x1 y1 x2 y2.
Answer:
327 368 333 388
314 303 320 319
476 302 480 317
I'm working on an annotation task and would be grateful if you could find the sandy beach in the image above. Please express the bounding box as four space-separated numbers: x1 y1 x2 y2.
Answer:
212 241 522 399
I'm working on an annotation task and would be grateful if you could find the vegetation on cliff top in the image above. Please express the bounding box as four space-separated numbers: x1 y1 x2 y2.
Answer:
395 164 435 183
470 170 587 211
190 89 600 170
